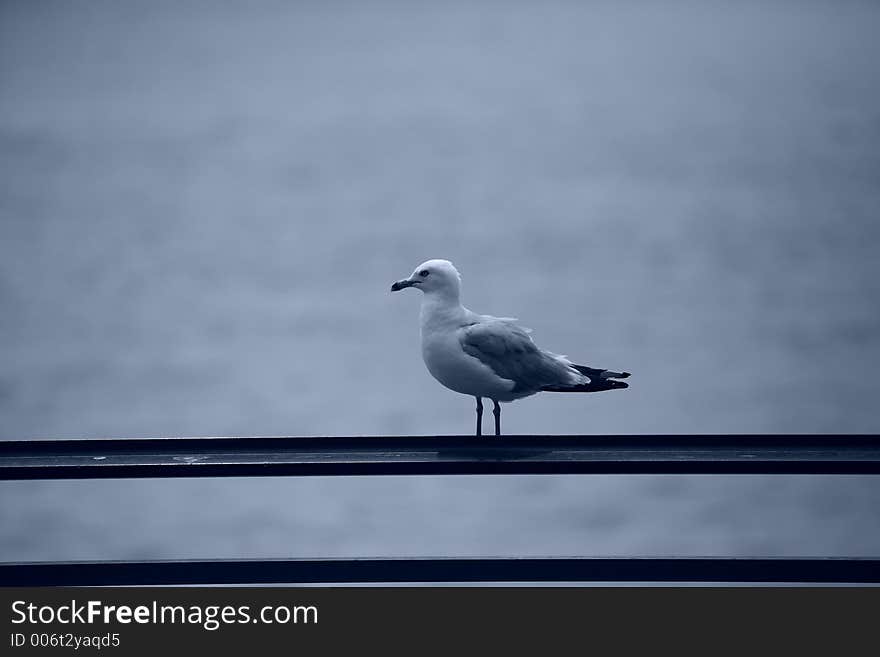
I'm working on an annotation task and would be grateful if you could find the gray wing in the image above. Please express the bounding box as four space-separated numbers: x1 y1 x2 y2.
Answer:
459 320 579 393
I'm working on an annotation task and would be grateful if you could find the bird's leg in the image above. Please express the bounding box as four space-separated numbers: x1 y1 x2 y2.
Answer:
475 397 483 437
493 400 501 436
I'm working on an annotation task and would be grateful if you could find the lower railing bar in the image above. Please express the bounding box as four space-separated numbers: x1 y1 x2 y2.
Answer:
2 557 878 586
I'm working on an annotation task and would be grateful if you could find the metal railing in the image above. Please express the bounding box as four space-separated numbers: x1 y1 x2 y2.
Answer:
2 434 879 585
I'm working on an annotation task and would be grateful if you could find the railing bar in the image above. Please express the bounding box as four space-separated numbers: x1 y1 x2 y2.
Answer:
1 435 878 479
2 557 878 586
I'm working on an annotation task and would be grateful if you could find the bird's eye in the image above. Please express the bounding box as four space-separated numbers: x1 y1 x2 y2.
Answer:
419 269 430 277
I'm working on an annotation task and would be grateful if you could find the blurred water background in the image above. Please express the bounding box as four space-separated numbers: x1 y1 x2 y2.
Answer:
1 0 879 561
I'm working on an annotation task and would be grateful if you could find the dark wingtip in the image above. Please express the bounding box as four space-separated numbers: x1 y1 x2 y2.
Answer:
572 364 631 380
541 379 629 393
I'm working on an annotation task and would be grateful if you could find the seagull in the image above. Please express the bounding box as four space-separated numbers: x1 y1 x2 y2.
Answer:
391 259 630 436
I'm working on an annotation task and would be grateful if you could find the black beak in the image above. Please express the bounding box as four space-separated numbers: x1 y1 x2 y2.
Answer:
391 279 414 292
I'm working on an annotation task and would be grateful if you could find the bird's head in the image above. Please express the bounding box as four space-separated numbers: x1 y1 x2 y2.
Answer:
391 259 462 298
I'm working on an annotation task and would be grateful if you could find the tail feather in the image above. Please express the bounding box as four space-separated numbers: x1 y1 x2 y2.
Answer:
541 364 631 393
